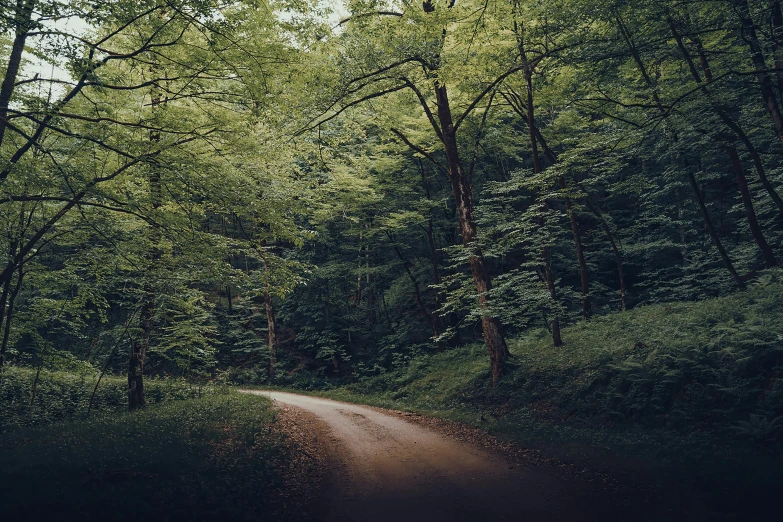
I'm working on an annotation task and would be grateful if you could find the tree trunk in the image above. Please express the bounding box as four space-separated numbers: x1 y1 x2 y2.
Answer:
389 234 440 340
734 0 783 146
418 162 442 290
727 145 778 267
769 0 783 104
130 76 163 410
622 19 745 289
0 222 21 372
355 228 363 306
435 83 509 384
519 48 569 338
0 0 35 148
687 170 746 288
670 21 783 218
128 338 145 409
263 259 277 381
562 180 592 319
0 268 12 373
0 264 24 362
542 246 563 346
584 195 627 311
365 224 376 325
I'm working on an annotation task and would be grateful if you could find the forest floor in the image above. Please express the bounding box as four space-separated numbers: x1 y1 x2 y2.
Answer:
245 390 701 522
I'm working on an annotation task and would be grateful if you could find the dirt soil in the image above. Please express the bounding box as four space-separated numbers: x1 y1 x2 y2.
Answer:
242 390 686 522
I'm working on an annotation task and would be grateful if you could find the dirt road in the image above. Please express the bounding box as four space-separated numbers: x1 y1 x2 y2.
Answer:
243 390 623 522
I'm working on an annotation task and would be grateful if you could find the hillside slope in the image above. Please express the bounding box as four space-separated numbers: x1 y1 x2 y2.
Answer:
319 272 783 516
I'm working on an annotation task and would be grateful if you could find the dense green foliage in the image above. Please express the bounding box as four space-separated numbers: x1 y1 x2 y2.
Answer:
0 366 207 432
0 0 781 480
0 392 286 521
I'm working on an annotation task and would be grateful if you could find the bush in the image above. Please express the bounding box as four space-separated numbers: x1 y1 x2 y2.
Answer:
0 366 210 433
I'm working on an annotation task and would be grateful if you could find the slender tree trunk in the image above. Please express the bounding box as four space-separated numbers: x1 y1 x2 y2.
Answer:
418 162 442 290
89 311 136 414
0 0 35 148
769 0 783 104
727 145 778 267
28 364 42 410
389 234 440 340
734 0 783 145
543 246 563 346
621 19 745 289
0 270 13 373
674 186 690 269
725 121 783 218
435 83 509 384
382 293 392 327
355 228 363 306
671 21 783 218
561 180 592 319
263 259 277 381
518 42 568 339
0 264 24 361
584 195 627 311
523 68 541 175
425 220 441 287
687 170 746 288
365 224 376 324
130 76 163 410
128 338 145 409
0 227 21 372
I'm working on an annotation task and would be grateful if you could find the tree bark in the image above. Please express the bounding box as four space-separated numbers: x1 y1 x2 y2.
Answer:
727 145 778 267
355 228 363 306
687 170 746 288
365 224 376 325
621 19 745 289
130 76 163 410
542 245 563 346
263 259 277 381
584 194 627 311
769 0 783 104
435 83 509 384
389 233 440 340
514 33 571 338
671 21 783 218
418 162 442 290
0 263 24 362
734 0 783 146
128 337 146 409
0 0 36 148
561 180 592 319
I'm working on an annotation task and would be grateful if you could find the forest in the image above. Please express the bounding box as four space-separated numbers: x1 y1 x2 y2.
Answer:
1 0 782 520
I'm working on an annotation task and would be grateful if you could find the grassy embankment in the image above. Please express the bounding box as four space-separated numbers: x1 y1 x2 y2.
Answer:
0 391 287 522
314 272 783 506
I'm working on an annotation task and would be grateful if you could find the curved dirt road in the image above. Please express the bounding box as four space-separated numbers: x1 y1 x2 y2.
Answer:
244 390 620 522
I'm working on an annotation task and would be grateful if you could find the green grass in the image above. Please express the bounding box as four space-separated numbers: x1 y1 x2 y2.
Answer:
0 366 208 432
0 391 286 522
